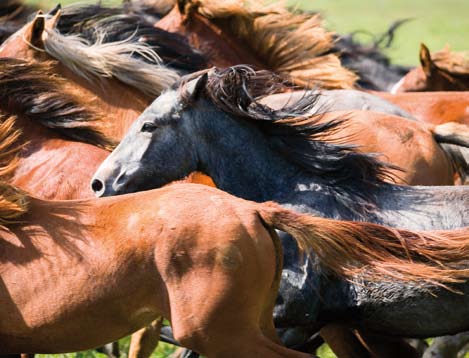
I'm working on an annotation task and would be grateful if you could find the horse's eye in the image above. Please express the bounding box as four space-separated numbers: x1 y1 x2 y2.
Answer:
141 122 157 133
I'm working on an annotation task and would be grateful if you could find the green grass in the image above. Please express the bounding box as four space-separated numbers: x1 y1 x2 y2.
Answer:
18 1 469 357
289 0 469 65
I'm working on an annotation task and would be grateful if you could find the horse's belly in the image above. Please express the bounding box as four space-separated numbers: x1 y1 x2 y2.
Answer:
352 281 469 337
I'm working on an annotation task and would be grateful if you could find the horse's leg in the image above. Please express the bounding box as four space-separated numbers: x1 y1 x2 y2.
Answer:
165 225 314 357
128 317 163 358
356 329 420 358
96 342 120 358
423 333 469 358
320 324 372 358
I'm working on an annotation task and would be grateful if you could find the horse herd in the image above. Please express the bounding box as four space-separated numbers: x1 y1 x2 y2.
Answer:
1 0 469 357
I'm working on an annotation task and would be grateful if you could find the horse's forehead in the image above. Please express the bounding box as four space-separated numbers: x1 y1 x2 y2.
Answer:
149 91 181 117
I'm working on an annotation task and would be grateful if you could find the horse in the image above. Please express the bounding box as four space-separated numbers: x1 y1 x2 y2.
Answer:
9 8 466 356
155 0 358 89
91 66 469 357
392 43 469 93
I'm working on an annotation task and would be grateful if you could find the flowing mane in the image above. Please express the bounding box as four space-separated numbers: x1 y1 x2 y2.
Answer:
57 3 206 72
180 66 393 197
0 58 114 149
178 0 358 89
41 27 180 98
431 47 469 75
263 202 469 288
0 114 29 225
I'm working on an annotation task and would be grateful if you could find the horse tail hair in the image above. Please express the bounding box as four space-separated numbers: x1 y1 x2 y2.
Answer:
432 122 469 183
256 201 469 289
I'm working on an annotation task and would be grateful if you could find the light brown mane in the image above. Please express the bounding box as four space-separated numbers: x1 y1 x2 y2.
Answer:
180 0 358 89
0 114 29 225
263 203 469 288
432 47 469 75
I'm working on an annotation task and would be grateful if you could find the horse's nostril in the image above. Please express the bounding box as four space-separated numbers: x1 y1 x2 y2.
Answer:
91 179 104 194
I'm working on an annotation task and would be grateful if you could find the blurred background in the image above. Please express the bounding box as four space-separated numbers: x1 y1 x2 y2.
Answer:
19 0 469 357
25 0 469 65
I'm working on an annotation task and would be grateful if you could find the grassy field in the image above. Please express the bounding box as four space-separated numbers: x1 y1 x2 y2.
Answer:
17 1 469 357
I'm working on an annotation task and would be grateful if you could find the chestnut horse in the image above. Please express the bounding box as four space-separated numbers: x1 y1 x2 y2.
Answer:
392 43 469 93
155 0 358 89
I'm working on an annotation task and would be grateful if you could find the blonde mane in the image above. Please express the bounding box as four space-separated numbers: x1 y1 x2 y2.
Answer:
0 115 29 224
432 47 469 75
42 28 180 98
182 0 358 89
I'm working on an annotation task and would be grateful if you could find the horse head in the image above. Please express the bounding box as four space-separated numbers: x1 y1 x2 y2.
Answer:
394 43 469 92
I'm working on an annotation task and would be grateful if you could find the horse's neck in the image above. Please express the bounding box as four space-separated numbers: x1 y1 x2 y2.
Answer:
156 6 263 68
10 116 108 200
190 106 304 202
56 63 150 141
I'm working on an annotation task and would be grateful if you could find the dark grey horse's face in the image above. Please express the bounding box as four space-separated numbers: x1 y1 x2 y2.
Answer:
91 77 206 197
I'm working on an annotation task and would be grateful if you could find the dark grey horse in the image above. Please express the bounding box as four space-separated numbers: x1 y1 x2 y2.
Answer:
91 67 469 357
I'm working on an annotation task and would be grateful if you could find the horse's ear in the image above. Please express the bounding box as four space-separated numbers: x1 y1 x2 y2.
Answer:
47 4 61 16
185 73 208 102
420 43 436 77
45 8 62 32
26 11 46 47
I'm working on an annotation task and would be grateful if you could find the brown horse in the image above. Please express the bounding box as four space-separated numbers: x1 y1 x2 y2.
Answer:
261 93 468 186
375 91 469 126
392 43 469 93
155 0 358 89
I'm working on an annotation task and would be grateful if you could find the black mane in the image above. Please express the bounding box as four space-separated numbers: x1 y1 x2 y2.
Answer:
57 4 206 73
181 66 394 196
0 58 114 149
